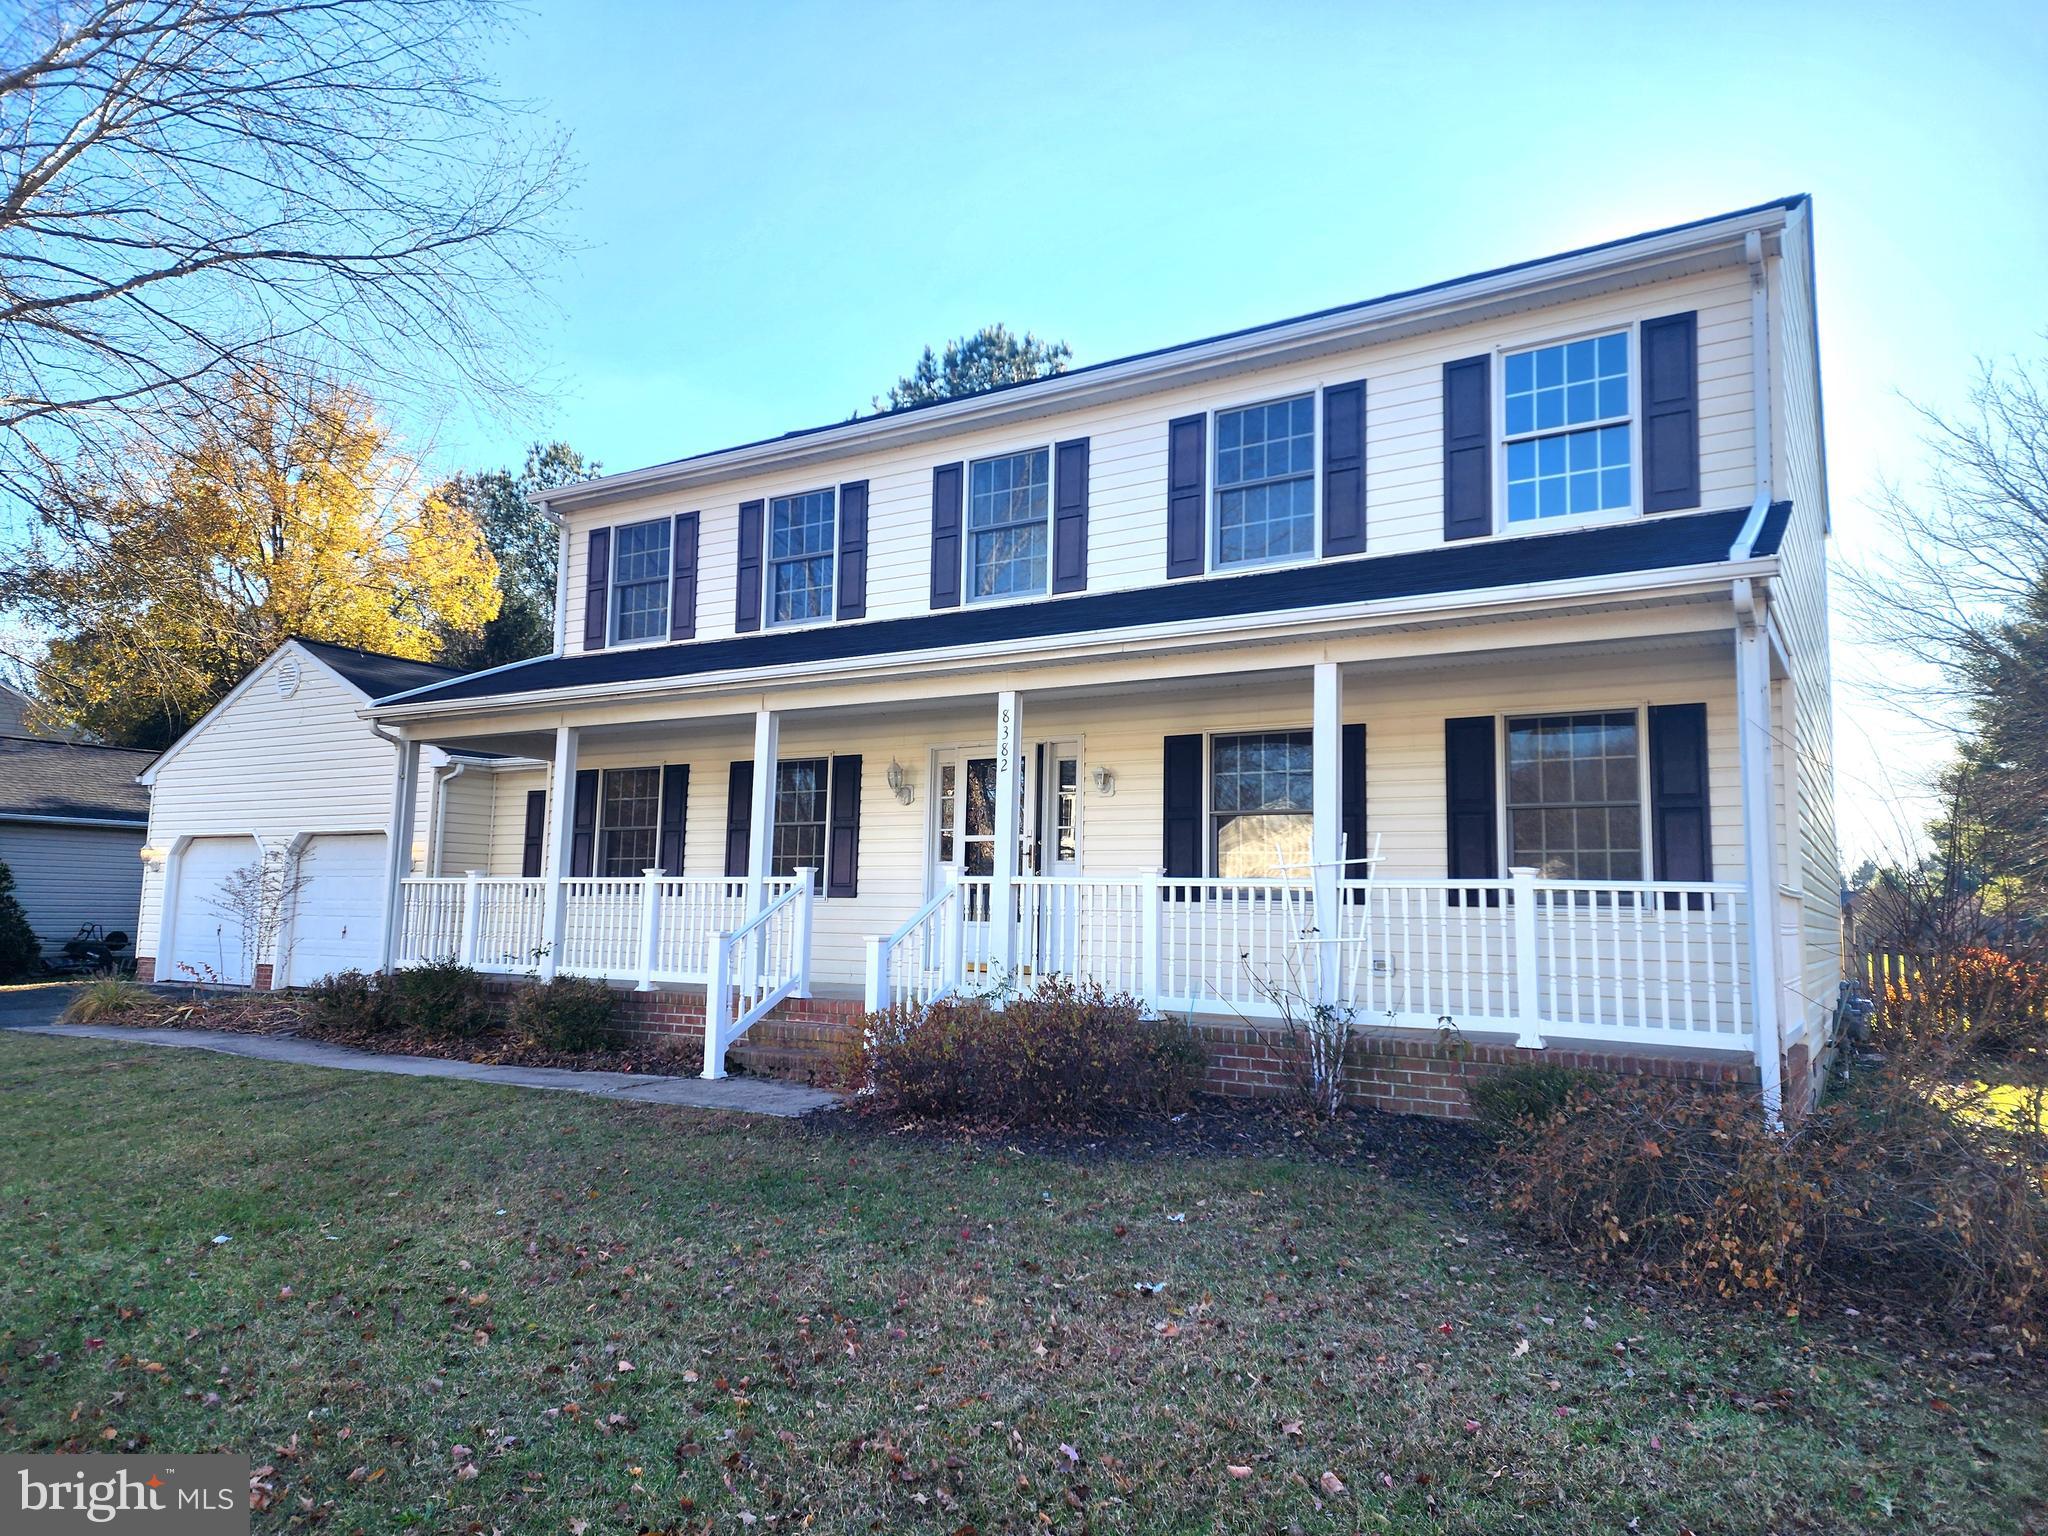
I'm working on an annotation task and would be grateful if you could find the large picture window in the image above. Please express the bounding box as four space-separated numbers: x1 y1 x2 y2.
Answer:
598 767 661 876
1502 331 1632 525
772 758 829 876
768 489 835 625
1505 712 1642 880
1211 730 1313 878
1214 395 1315 568
611 519 672 643
967 448 1050 600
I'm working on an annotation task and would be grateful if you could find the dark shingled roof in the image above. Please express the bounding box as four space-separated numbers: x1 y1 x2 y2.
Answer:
0 735 153 822
381 503 1792 710
294 638 464 700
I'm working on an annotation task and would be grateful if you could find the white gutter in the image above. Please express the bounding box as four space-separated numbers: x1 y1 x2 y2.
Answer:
535 204 1795 516
367 550 1782 723
1728 493 1775 562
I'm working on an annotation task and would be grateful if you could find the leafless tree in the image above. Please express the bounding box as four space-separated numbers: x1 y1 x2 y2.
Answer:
210 845 310 985
0 0 573 511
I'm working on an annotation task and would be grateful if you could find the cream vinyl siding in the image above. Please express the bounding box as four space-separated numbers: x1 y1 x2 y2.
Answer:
434 768 496 874
477 644 1739 993
557 267 1758 651
0 820 144 954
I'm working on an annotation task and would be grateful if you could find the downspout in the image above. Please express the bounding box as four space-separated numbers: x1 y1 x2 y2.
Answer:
429 760 469 877
1733 578 1784 1125
1746 230 1772 506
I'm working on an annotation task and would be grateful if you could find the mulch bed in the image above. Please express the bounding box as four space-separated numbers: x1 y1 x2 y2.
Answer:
97 991 692 1076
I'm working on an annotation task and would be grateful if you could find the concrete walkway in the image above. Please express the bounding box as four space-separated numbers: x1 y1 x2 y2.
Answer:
2 1002 841 1118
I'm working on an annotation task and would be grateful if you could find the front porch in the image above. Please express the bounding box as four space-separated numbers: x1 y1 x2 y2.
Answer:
382 614 1790 1105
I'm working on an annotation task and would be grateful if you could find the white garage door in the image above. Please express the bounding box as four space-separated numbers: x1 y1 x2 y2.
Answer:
286 833 388 986
169 837 256 986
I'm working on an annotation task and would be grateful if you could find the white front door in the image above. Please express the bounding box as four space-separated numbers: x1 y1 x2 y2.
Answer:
931 744 1083 976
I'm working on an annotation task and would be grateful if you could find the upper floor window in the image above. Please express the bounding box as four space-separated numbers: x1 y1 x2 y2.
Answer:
1215 394 1315 568
1212 730 1313 878
769 489 835 626
611 519 672 643
967 448 1050 601
599 767 661 875
1505 712 1642 879
1502 331 1632 525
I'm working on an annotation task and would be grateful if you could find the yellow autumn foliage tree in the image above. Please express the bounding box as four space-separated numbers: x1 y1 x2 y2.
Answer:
5 372 500 748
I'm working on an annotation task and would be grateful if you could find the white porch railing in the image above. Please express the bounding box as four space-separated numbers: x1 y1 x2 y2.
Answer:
865 867 1753 1054
703 870 815 1079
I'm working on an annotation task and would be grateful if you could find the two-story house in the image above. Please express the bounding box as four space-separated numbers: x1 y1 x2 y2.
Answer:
138 196 1839 1119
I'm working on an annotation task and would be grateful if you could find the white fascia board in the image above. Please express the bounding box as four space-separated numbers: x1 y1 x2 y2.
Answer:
368 554 1781 725
536 207 1792 516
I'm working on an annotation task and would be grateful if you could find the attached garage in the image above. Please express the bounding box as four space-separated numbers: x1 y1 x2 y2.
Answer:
284 832 389 985
166 835 258 985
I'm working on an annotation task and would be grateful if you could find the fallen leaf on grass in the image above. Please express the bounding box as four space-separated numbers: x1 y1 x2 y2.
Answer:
1319 1471 1346 1496
1226 1465 1253 1479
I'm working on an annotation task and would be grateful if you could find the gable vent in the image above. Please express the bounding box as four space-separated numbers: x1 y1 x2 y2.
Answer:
273 654 302 698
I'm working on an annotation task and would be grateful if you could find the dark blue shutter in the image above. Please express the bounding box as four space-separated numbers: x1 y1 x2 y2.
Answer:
1650 703 1712 881
1162 733 1204 878
568 768 599 878
1053 437 1089 594
1322 380 1368 557
1442 357 1491 542
520 789 545 879
930 463 963 608
583 527 610 650
1166 414 1206 578
723 761 753 877
836 480 868 620
826 754 861 897
657 764 689 876
669 512 698 641
1641 312 1700 513
735 500 763 632
1341 723 1368 880
1444 717 1497 880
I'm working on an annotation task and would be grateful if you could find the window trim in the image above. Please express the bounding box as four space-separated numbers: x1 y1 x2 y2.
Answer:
594 764 664 877
1492 323 1640 537
962 441 1057 607
608 517 673 648
763 486 839 631
1208 390 1323 573
1493 706 1657 883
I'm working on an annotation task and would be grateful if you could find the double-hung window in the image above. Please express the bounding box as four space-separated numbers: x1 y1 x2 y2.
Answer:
967 448 1050 600
1502 331 1632 525
1214 394 1315 568
768 489 835 625
1211 730 1313 879
771 759 829 876
1505 712 1642 880
598 767 661 876
611 519 672 643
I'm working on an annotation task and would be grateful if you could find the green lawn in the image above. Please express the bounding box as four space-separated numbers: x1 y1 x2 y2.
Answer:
1 1034 2041 1534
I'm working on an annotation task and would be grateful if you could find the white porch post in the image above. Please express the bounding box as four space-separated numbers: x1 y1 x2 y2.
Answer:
635 867 663 991
745 709 779 918
991 690 1023 984
1310 662 1344 1005
1508 865 1545 1048
458 869 485 968
1735 587 1786 1123
377 735 423 974
538 724 580 980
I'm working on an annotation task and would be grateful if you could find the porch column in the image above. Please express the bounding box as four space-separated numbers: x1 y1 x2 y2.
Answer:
537 724 580 979
745 708 779 919
991 690 1023 981
1734 586 1785 1123
377 733 423 974
1310 662 1344 1004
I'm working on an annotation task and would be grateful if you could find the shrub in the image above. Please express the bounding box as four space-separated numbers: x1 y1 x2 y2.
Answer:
1868 946 2048 1058
59 973 154 1023
0 858 38 981
387 958 493 1039
1496 1056 2048 1343
303 969 391 1033
509 974 617 1053
856 977 1206 1129
1468 1064 1603 1142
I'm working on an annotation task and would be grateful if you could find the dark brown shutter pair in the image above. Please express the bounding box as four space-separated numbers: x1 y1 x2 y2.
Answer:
584 515 700 649
1162 727 1367 879
932 449 1089 606
722 755 861 896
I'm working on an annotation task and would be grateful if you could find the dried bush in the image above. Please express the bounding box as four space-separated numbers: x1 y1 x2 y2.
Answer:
854 977 1207 1129
302 969 391 1033
1497 1053 2048 1344
1468 1064 1602 1143
59 973 155 1023
509 975 617 1053
387 959 493 1039
1868 946 2048 1059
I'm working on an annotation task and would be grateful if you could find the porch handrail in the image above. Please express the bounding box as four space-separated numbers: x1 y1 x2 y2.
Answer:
702 866 815 1080
865 874 965 1015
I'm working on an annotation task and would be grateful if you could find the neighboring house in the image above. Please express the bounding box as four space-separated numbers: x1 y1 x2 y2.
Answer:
0 716 152 963
164 197 1840 1119
133 639 538 987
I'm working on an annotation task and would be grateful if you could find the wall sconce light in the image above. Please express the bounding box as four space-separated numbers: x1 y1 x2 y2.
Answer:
138 846 166 865
1090 765 1116 797
886 758 915 805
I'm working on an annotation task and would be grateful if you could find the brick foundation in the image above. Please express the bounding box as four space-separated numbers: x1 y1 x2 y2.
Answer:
136 956 156 982
253 963 275 992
